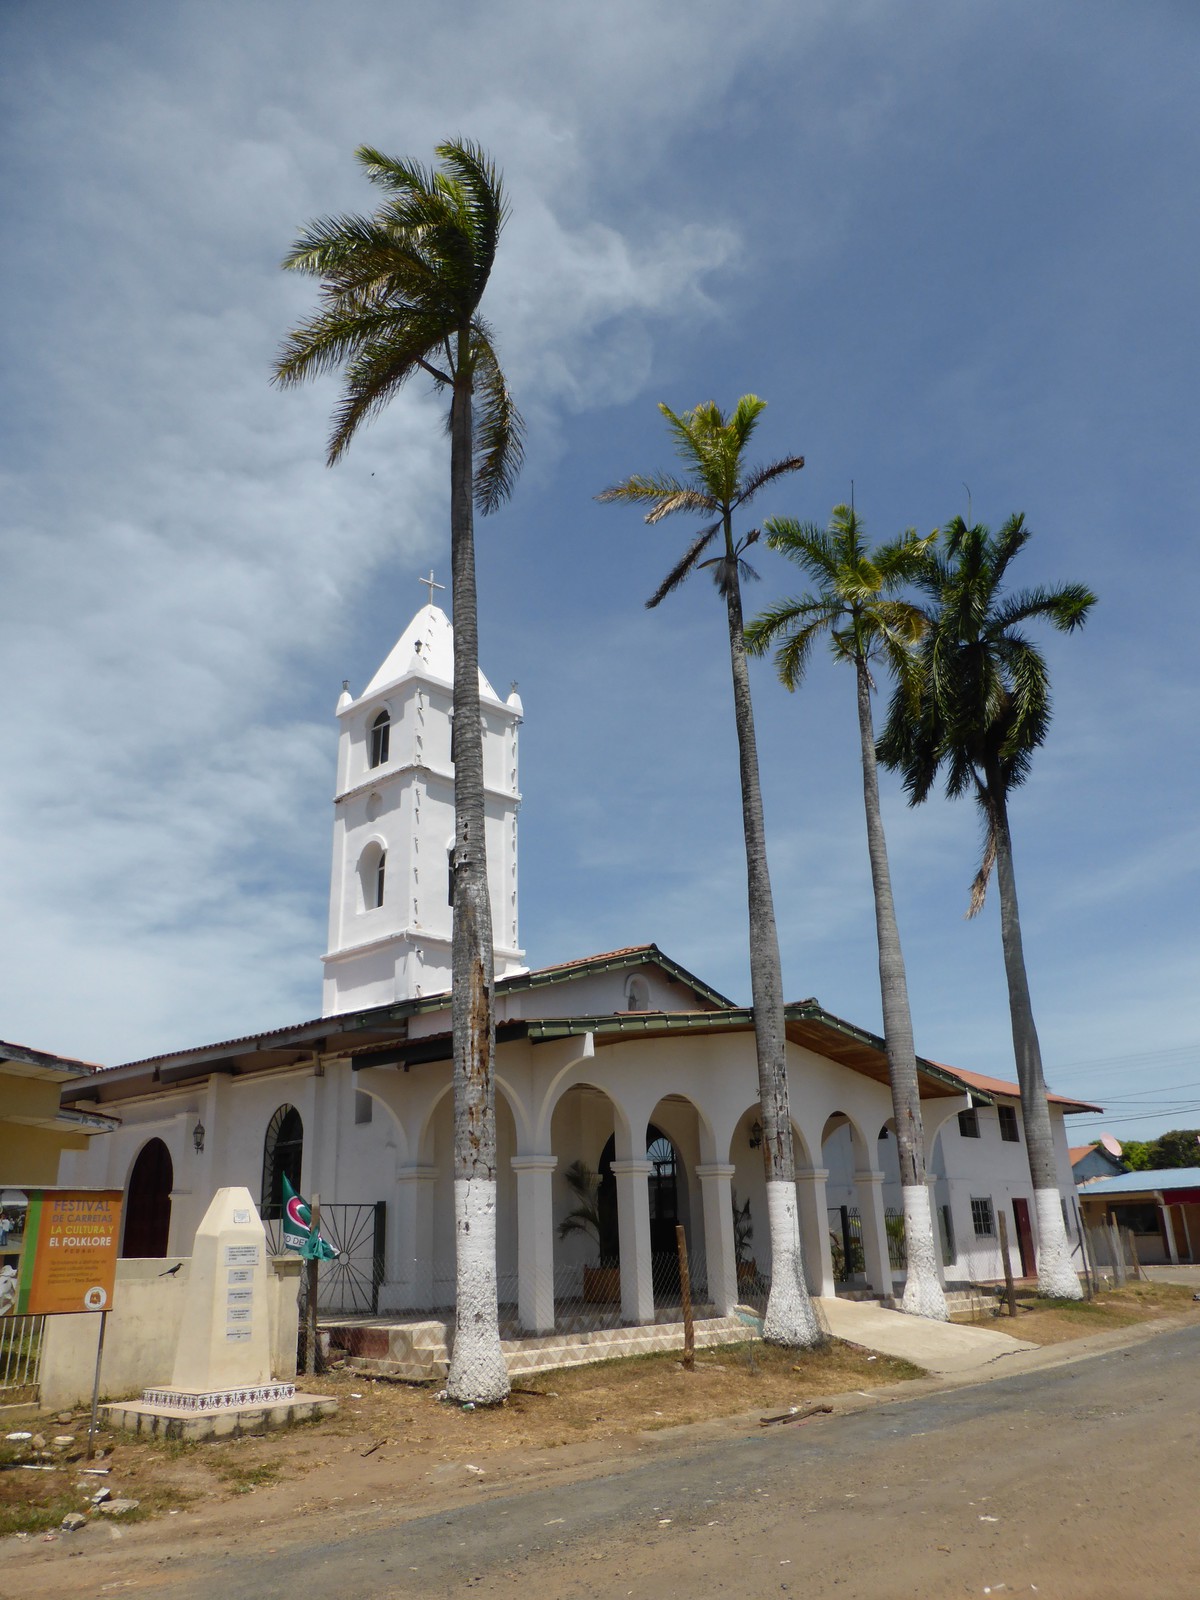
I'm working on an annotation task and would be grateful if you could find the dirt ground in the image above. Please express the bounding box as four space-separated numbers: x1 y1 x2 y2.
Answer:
0 1281 1195 1556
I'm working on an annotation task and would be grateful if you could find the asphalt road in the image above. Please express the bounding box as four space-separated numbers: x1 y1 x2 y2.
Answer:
8 1326 1199 1600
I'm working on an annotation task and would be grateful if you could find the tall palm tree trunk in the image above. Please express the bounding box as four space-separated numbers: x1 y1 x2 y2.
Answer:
855 660 947 1319
724 561 821 1347
445 352 511 1401
985 768 1083 1301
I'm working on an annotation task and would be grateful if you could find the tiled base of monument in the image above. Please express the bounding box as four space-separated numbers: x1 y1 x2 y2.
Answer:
142 1382 297 1410
101 1387 337 1442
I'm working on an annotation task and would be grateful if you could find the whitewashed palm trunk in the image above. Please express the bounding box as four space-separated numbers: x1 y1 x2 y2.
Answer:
724 553 821 1348
855 659 947 1319
987 771 1082 1301
445 358 511 1402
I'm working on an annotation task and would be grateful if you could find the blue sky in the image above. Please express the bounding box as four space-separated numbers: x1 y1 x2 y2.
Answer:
2 0 1197 1142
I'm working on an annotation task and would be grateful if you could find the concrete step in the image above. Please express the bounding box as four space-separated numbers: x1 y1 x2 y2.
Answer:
943 1287 1003 1320
338 1314 755 1383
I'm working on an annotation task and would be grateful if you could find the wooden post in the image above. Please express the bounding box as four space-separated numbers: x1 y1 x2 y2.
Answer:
1073 1199 1093 1298
1126 1227 1142 1282
85 1309 108 1462
675 1224 694 1371
305 1192 321 1379
1108 1218 1127 1287
997 1211 1018 1317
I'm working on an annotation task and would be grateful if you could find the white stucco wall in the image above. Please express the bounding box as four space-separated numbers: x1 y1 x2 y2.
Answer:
38 1255 301 1410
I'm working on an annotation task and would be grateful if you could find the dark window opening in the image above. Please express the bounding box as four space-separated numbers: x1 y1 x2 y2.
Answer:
958 1107 980 1139
261 1104 303 1220
998 1105 1020 1142
370 710 390 768
971 1196 995 1237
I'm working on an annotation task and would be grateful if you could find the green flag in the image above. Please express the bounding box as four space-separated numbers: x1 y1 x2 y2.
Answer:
281 1175 337 1260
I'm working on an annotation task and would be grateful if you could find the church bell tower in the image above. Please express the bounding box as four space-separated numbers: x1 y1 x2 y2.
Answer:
321 585 525 1015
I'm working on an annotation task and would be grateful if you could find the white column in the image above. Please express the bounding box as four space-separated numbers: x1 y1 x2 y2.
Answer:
512 1154 557 1333
795 1166 835 1297
394 1166 438 1310
184 1075 225 1250
611 1158 655 1325
1180 1205 1196 1264
167 1108 196 1256
928 1177 947 1284
855 1168 893 1297
696 1163 737 1316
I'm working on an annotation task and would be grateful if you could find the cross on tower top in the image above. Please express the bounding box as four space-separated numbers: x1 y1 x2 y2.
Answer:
420 569 446 606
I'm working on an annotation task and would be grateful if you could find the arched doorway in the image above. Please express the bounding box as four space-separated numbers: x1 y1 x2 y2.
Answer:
261 1105 303 1220
596 1123 680 1299
123 1138 173 1258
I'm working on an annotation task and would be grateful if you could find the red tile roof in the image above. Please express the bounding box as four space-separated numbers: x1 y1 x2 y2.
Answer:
929 1061 1102 1114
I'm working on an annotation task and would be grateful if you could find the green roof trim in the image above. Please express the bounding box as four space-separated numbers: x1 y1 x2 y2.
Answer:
348 943 736 1030
786 1001 991 1101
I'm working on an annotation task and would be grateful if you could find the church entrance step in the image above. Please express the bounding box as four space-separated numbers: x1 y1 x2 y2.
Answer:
330 1314 756 1383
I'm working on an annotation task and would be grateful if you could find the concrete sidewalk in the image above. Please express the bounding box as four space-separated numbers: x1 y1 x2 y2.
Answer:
816 1296 1038 1375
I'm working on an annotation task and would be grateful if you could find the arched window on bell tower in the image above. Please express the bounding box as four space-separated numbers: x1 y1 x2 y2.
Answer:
358 842 386 911
370 709 390 768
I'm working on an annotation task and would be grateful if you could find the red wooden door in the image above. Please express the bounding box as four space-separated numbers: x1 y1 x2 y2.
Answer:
1012 1198 1035 1278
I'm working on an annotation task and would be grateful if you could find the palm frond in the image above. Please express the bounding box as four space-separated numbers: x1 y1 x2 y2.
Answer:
469 320 524 513
735 454 806 506
967 782 999 918
323 312 454 462
645 522 721 608
596 474 714 521
272 304 421 387
437 138 507 254
356 145 438 197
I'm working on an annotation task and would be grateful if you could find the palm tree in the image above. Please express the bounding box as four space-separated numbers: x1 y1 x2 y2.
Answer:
877 513 1095 1300
273 141 524 1401
598 396 821 1347
745 505 948 1319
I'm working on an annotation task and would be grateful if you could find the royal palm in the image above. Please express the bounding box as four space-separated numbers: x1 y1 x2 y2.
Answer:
877 513 1094 1300
599 396 821 1347
274 141 523 1400
746 505 947 1319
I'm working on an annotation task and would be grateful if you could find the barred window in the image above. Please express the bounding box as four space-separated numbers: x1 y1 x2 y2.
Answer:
971 1196 995 1237
261 1105 303 1220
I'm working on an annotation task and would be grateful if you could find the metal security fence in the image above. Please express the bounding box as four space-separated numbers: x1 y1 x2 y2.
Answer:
409 1245 727 1336
266 1201 386 1315
828 1206 865 1282
885 1207 907 1271
0 1314 44 1401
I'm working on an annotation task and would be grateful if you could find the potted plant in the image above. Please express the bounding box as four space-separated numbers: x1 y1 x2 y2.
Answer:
733 1189 759 1290
558 1160 620 1302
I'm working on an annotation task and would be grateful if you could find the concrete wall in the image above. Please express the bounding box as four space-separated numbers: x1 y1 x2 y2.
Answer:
38 1255 301 1410
930 1101 1081 1283
0 1121 89 1188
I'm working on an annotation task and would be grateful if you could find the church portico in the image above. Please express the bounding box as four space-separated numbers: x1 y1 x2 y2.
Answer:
57 595 1096 1354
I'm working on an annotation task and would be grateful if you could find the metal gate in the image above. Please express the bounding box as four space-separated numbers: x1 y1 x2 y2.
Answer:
265 1201 386 1314
828 1205 865 1282
0 1314 44 1401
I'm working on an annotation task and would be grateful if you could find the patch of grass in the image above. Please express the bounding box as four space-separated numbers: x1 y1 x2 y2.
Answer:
214 1460 282 1494
0 1493 82 1538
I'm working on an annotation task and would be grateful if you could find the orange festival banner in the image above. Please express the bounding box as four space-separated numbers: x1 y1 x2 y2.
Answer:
12 1189 123 1316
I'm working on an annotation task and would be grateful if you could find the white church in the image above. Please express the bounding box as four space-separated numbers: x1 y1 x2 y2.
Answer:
59 600 1094 1333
